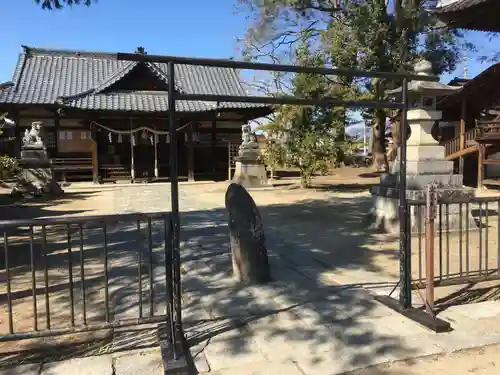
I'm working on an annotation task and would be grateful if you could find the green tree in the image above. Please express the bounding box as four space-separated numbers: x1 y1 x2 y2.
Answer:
262 36 345 188
236 0 471 167
35 0 93 9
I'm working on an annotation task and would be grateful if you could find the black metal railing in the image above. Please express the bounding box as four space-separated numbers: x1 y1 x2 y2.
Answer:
0 212 181 355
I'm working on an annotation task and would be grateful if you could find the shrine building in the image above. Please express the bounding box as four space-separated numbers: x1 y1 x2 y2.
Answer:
0 46 271 183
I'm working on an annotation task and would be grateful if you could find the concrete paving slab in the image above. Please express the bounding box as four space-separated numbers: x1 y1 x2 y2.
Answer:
290 296 401 326
248 312 341 361
432 329 500 353
294 333 444 375
329 315 430 337
41 356 113 375
182 303 211 327
440 300 500 320
113 350 163 375
199 287 281 319
201 329 267 372
206 360 303 375
187 344 210 373
0 364 41 375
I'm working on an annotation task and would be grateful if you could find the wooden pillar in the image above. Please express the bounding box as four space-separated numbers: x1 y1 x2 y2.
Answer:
211 118 217 177
187 123 195 182
90 123 99 184
130 120 135 182
459 98 466 150
54 110 61 156
13 110 21 158
459 98 466 175
154 132 159 178
478 143 484 190
228 141 232 181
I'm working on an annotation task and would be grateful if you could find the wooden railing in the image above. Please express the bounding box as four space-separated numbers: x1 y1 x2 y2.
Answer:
444 136 460 157
465 127 481 147
478 121 500 138
444 128 482 158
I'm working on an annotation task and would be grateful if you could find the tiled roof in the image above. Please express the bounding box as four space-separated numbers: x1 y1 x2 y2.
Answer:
0 46 268 113
60 91 215 112
435 0 500 32
436 0 490 12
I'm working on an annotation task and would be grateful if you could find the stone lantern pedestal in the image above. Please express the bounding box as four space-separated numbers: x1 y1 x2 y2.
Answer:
11 122 63 198
231 124 271 189
368 60 475 234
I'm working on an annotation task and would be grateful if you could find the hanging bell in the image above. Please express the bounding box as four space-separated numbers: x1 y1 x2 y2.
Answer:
117 133 123 143
141 130 148 140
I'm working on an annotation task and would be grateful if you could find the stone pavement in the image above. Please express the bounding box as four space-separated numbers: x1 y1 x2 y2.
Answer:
0 348 162 375
4 183 500 375
174 184 500 374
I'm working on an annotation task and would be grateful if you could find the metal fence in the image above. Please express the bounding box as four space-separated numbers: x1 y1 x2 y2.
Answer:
406 188 500 325
0 53 443 360
0 212 181 355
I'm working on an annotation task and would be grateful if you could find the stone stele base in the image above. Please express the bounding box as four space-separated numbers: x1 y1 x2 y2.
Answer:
368 185 477 235
232 160 271 189
11 147 63 197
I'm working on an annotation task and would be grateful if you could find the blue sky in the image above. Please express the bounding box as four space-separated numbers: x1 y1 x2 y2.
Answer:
1 1 498 89
0 0 248 82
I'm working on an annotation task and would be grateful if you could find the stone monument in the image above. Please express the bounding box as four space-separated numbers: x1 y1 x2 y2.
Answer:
231 124 271 189
368 60 474 234
225 183 271 284
11 121 63 197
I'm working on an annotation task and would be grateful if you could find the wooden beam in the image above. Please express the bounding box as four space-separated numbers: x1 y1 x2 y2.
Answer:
187 123 195 182
445 145 478 161
481 159 500 165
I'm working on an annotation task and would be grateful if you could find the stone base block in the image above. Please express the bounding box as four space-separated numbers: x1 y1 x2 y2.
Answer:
368 186 477 235
11 167 63 198
405 160 455 175
232 161 271 189
380 173 464 190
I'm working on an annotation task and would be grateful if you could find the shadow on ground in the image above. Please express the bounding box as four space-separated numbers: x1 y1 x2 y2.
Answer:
0 185 416 375
0 191 101 221
177 195 418 375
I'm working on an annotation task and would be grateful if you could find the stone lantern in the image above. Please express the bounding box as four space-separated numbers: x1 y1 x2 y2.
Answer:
368 59 474 234
385 60 462 185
